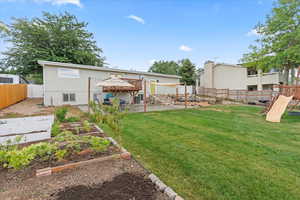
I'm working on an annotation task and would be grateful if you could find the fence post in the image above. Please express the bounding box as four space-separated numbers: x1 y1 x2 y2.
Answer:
88 77 91 113
176 87 179 103
226 89 229 99
144 80 147 112
185 83 187 109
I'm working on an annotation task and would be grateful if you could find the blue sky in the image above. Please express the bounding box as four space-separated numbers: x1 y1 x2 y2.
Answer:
0 0 274 71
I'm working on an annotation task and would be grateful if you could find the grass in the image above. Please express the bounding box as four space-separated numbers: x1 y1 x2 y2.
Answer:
104 105 300 200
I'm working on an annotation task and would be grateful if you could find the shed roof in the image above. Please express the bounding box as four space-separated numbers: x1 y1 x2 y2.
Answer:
38 60 181 79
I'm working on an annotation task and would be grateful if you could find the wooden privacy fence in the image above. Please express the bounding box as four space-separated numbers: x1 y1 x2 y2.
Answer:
198 87 274 103
0 84 27 110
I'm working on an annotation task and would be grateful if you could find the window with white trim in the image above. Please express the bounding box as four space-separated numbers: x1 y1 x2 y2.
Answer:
63 93 76 102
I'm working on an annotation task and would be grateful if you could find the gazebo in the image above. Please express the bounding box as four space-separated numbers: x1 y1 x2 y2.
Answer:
96 75 142 104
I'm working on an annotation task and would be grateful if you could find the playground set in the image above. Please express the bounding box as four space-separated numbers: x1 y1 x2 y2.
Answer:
265 66 300 122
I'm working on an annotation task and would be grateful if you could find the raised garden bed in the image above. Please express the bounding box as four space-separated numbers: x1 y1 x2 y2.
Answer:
0 158 169 200
0 120 121 175
59 122 104 136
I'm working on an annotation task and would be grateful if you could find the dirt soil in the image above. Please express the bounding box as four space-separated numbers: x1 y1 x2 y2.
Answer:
0 98 85 119
0 98 54 118
0 159 168 200
54 173 159 200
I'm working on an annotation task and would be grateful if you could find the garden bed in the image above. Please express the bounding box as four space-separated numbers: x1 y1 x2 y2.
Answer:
0 158 169 200
0 121 121 180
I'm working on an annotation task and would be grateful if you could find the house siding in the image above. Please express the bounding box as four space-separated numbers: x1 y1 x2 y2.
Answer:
43 64 180 106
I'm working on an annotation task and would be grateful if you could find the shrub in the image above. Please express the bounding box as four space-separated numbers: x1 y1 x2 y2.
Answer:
55 107 68 122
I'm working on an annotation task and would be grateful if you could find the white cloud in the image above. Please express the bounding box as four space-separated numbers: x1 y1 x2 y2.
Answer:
127 15 145 24
246 29 260 37
179 45 192 52
148 59 156 65
0 0 82 7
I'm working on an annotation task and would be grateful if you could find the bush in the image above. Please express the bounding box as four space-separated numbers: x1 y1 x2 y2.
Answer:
55 107 68 122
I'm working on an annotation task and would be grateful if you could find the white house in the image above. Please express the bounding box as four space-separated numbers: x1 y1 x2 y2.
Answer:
0 74 20 84
197 61 283 91
38 60 181 106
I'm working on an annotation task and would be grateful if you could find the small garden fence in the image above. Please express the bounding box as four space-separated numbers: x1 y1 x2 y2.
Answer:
197 87 274 103
0 84 27 109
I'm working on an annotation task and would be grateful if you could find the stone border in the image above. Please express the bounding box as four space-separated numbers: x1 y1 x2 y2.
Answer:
149 173 184 200
94 125 184 200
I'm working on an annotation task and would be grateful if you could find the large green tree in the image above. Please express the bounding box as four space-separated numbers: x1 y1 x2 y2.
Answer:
241 0 300 84
0 12 104 77
148 60 179 75
178 59 196 85
148 59 197 85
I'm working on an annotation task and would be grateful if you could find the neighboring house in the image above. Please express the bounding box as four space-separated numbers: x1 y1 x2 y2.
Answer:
0 74 29 84
38 60 181 106
197 61 283 91
0 74 19 84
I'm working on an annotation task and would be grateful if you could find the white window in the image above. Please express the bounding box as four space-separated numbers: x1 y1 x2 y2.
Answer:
63 93 76 102
58 68 80 78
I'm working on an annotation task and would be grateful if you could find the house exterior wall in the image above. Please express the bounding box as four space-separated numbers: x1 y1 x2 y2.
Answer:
43 64 180 106
0 74 19 84
213 65 247 90
198 61 282 91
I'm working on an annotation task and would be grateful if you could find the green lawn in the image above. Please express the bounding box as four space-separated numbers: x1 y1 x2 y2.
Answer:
104 106 300 200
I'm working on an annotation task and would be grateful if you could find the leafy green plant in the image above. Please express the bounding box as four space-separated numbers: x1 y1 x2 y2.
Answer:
54 131 79 142
75 127 80 135
89 99 126 145
83 136 110 152
0 142 57 169
65 116 80 122
51 121 61 137
83 120 91 132
55 107 68 122
55 149 68 161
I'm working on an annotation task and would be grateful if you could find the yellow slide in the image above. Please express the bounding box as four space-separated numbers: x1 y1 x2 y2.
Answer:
266 95 293 123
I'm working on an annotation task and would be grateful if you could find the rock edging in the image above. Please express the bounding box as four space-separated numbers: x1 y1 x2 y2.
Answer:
149 173 184 200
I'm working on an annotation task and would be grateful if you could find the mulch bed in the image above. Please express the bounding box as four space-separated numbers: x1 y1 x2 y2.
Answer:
53 173 158 200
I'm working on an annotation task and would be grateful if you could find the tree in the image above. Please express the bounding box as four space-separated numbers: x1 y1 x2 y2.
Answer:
148 60 179 75
178 59 196 85
0 12 105 77
241 0 300 84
